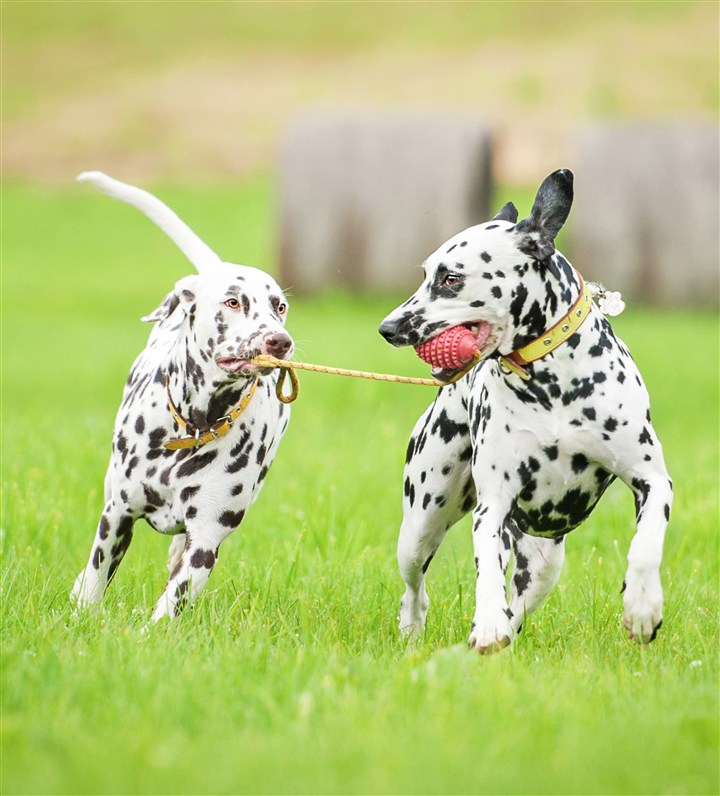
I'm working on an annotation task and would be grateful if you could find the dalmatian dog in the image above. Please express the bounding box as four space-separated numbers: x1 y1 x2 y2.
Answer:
379 169 672 653
71 172 292 622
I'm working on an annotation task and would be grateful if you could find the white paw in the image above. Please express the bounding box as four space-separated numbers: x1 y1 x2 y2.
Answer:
399 618 425 638
150 601 174 624
398 591 428 637
70 571 102 609
622 572 663 644
468 614 513 655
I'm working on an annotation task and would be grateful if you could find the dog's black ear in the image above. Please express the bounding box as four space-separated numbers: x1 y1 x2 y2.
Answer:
492 202 518 223
516 169 573 261
141 275 198 323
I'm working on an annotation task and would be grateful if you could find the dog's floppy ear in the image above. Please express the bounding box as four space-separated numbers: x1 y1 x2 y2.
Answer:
141 275 199 323
515 169 573 261
492 202 518 223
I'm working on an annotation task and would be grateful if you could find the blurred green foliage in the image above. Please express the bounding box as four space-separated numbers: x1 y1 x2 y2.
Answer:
4 1 716 118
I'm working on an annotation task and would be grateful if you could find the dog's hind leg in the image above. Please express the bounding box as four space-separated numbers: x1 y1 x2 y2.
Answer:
71 500 135 608
397 382 474 636
507 530 566 635
167 533 186 574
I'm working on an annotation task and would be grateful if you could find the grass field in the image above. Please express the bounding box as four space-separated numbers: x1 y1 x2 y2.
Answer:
2 180 718 794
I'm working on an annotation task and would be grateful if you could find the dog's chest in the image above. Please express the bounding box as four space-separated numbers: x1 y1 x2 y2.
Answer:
509 432 615 537
111 379 288 532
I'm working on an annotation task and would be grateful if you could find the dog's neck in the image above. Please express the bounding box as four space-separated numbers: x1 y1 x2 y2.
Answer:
163 330 257 429
506 254 583 352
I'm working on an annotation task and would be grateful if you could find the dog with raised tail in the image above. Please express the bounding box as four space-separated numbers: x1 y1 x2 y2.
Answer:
71 172 293 622
379 169 672 652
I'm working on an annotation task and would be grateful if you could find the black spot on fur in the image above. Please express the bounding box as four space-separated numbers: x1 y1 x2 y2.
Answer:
148 427 167 449
219 509 245 528
190 548 215 569
513 569 531 596
180 485 200 502
571 453 589 473
143 484 164 508
177 449 218 477
92 547 105 569
604 417 618 432
431 409 466 444
543 445 558 461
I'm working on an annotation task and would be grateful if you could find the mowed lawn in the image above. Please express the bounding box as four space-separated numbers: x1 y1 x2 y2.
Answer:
2 181 718 795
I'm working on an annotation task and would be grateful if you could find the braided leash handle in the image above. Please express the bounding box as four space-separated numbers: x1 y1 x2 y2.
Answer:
252 353 481 404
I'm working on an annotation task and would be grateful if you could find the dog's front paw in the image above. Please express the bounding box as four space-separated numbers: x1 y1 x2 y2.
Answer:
70 571 102 611
399 619 425 639
398 590 428 637
468 615 513 655
622 571 663 644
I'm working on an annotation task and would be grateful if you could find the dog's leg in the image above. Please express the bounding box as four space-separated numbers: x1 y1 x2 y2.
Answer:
397 383 474 636
468 498 516 654
71 500 135 608
621 470 673 643
507 530 566 634
151 531 220 622
167 533 186 575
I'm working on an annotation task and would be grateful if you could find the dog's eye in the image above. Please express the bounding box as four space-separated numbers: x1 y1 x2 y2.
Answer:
443 273 461 287
276 302 287 315
224 298 241 309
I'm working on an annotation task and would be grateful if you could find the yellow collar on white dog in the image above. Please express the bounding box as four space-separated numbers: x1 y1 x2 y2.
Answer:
164 377 259 450
500 278 592 380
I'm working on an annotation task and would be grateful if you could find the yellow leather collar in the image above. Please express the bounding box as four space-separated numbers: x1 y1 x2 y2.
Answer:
499 277 592 380
164 377 259 450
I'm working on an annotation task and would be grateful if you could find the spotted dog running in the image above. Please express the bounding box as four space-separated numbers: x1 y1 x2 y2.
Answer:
71 173 293 622
379 169 672 653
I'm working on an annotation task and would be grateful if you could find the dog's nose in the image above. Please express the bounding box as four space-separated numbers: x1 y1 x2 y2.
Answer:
263 332 293 359
378 318 400 343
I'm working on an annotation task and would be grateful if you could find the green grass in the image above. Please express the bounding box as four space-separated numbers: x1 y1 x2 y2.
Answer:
2 181 718 795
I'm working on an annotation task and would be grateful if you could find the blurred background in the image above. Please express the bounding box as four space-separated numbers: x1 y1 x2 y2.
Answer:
3 0 718 303
3 7 719 793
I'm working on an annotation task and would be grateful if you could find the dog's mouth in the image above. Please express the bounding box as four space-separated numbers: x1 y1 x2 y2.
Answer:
416 320 499 381
215 355 268 376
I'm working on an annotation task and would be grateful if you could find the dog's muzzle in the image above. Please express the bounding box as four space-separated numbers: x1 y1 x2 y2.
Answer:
378 317 405 345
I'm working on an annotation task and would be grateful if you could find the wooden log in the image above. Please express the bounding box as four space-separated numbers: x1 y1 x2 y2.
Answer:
572 124 719 307
279 112 493 293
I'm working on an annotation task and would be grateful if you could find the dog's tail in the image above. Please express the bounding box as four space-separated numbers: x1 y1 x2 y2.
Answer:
77 171 222 273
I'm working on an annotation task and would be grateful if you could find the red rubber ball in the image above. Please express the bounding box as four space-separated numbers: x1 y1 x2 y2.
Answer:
415 326 478 369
